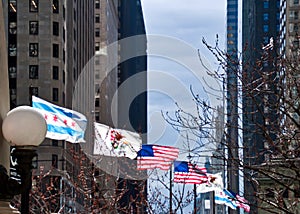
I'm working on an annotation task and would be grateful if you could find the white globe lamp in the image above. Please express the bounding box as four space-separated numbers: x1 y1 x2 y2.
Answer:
2 106 47 147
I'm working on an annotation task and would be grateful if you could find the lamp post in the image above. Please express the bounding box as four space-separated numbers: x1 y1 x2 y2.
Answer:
2 106 47 214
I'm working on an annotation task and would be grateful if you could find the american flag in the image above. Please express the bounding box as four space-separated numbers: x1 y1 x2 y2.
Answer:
236 194 250 212
228 190 250 212
173 161 208 184
137 145 179 170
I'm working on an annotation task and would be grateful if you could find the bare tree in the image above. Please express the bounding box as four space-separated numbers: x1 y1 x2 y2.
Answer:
159 37 300 213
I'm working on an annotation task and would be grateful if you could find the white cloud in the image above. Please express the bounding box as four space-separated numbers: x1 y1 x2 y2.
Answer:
141 0 226 46
142 0 225 147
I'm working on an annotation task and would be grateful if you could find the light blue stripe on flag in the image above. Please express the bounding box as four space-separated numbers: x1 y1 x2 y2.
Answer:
47 124 84 139
32 96 87 143
215 189 237 210
32 101 87 121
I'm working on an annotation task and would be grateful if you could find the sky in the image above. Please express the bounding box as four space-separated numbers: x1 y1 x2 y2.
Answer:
141 0 227 159
140 1 227 212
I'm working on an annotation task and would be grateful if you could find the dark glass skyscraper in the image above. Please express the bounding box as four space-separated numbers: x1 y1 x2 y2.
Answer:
226 1 239 214
242 0 280 212
117 0 147 213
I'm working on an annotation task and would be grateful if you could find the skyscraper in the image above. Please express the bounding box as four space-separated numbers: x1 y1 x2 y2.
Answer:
5 0 95 212
117 1 147 212
242 0 280 212
92 0 147 212
226 1 239 214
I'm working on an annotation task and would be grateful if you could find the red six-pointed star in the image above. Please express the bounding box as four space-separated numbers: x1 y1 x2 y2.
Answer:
53 115 58 122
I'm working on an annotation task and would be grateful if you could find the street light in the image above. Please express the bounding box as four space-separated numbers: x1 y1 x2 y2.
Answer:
1 106 47 214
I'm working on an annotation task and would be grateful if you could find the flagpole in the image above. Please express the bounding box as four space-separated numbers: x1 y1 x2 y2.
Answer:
169 166 172 214
210 191 215 214
193 183 197 213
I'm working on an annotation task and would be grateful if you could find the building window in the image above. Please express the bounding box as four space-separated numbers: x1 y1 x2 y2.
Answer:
29 43 38 57
263 1 269 9
9 67 17 78
53 66 59 80
62 92 65 106
95 0 100 9
227 40 234 45
52 140 58 147
9 22 17 34
95 42 100 51
53 21 59 36
263 36 269 44
74 9 76 22
95 14 100 23
95 98 99 107
295 0 299 5
10 88 16 98
29 86 38 96
263 25 269 32
53 44 59 58
95 112 100 121
295 11 299 20
295 23 299 32
29 65 38 79
52 154 58 168
263 13 269 21
53 88 59 101
63 70 65 84
95 28 100 37
52 0 59 13
29 21 38 35
9 44 16 56
63 27 65 41
29 0 38 12
9 0 16 12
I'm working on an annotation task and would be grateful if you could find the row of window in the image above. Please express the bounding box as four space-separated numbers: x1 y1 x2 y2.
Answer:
29 0 59 13
291 0 300 6
263 24 280 33
290 11 299 20
30 86 59 102
29 65 59 80
29 43 59 58
263 0 280 9
9 21 60 41
8 65 63 81
263 13 280 21
29 21 59 36
10 0 59 13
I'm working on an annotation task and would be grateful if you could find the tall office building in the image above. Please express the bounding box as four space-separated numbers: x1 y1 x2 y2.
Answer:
118 0 147 137
92 0 147 212
226 2 239 214
94 0 118 127
242 0 280 212
117 0 147 213
5 0 95 212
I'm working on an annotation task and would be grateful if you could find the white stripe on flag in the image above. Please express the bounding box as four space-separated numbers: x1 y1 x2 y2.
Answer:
93 122 142 159
32 96 87 143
